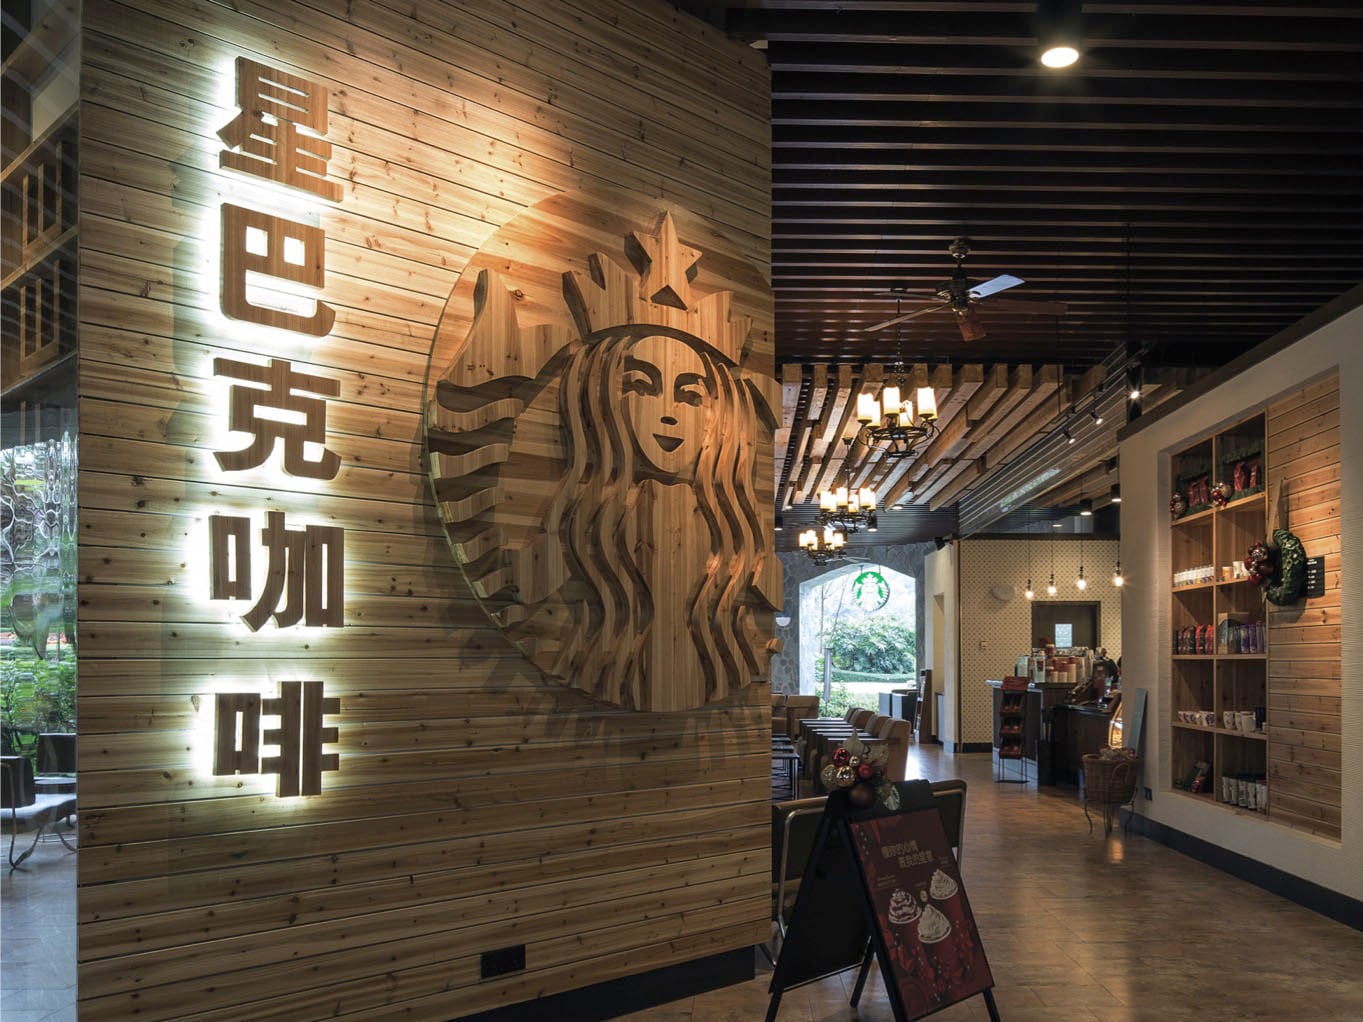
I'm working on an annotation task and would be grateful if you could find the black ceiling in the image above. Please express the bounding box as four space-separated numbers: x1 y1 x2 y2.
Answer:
686 1 1363 369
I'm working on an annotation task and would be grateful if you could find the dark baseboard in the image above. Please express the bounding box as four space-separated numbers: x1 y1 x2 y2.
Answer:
945 741 993 754
455 946 754 1022
1123 810 1363 932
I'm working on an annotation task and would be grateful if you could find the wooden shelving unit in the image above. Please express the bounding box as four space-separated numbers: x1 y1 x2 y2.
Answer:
1169 413 1269 813
2 2 79 405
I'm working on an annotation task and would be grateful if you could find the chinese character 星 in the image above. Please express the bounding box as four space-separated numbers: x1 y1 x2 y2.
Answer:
219 57 340 201
214 356 341 478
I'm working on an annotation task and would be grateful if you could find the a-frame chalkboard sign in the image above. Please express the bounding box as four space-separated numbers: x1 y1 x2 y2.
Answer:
766 781 1000 1022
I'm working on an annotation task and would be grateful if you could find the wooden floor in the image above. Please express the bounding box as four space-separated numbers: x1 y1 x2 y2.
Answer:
4 743 1362 1021
622 742 1363 1022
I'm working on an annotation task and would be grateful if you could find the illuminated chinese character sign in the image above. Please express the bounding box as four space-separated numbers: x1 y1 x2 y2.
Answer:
203 57 351 796
213 682 340 797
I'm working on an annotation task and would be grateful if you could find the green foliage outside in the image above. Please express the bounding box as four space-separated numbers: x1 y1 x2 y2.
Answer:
1 645 76 765
825 616 916 675
821 680 854 719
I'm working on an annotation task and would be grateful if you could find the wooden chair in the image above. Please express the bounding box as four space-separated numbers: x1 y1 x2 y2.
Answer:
1 755 76 871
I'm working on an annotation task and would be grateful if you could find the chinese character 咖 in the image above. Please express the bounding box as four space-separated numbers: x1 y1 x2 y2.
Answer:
209 511 344 630
214 356 341 478
220 205 336 336
219 57 340 201
213 681 339 796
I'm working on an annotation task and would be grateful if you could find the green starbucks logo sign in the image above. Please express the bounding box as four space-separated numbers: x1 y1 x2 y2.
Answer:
851 569 890 612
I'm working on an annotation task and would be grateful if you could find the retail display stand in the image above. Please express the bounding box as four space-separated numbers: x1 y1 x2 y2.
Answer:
766 784 999 1022
995 676 1029 784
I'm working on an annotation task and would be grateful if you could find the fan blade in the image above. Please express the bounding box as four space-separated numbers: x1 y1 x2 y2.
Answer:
968 274 1023 300
956 306 987 343
864 304 948 332
976 297 1068 315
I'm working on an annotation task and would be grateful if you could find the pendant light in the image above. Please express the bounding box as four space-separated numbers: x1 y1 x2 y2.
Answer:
1047 529 1057 596
1113 559 1125 587
1076 486 1087 590
1024 520 1035 600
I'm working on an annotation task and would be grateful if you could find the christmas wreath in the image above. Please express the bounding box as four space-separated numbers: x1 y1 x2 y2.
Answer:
1244 529 1305 606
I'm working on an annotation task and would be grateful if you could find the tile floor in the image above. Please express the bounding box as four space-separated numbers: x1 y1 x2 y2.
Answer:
2 744 1361 1022
625 743 1363 1022
0 825 77 1022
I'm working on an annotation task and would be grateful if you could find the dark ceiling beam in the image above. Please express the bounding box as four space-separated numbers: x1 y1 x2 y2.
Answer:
766 42 1363 79
772 73 1360 107
771 100 1363 131
725 9 1363 49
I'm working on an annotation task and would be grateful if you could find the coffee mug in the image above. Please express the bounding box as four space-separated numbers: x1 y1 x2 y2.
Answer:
1223 711 1237 730
1238 710 1257 733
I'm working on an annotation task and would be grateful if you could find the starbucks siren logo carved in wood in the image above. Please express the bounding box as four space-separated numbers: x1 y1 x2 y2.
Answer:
427 196 781 712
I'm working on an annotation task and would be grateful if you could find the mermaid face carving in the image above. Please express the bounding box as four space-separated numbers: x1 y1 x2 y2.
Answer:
426 202 782 712
621 336 710 479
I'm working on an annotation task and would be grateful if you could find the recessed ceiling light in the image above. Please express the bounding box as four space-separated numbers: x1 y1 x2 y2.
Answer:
1040 45 1079 68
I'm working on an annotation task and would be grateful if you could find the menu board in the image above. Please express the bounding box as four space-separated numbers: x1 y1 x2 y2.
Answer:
846 809 994 1020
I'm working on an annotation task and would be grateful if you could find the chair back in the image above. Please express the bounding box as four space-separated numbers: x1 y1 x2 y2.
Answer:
37 733 77 774
876 718 913 781
928 778 968 865
848 707 874 729
899 691 919 725
771 796 828 931
1 756 36 809
784 695 819 737
864 713 891 736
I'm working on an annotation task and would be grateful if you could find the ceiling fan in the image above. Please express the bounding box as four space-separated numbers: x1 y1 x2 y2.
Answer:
866 238 1067 342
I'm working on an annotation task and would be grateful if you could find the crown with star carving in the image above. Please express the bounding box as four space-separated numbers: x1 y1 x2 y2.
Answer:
562 212 751 366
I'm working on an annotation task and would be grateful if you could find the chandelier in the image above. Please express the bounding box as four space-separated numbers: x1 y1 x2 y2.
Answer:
799 526 846 566
814 442 878 533
855 373 939 459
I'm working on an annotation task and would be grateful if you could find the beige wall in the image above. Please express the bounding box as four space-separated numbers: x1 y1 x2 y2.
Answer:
924 545 957 744
1120 292 1362 900
75 2 772 1019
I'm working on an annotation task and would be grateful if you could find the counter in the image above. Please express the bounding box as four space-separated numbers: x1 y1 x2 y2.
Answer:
985 680 1116 783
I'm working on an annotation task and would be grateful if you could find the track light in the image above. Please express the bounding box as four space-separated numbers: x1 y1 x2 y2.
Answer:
1079 499 1092 517
774 513 784 532
1110 486 1122 504
867 512 879 533
1091 407 1103 426
1063 427 1074 445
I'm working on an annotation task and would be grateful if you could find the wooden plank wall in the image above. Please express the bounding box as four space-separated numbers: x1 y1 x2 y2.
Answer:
75 1 772 1019
1266 372 1342 841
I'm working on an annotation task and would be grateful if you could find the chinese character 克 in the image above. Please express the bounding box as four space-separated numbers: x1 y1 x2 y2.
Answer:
214 356 341 479
214 681 340 796
210 511 344 630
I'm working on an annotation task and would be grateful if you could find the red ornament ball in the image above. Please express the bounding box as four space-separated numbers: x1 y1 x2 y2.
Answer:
832 748 851 767
857 762 874 780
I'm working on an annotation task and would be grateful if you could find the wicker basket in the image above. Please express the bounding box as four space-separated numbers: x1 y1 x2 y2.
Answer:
1082 753 1139 807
